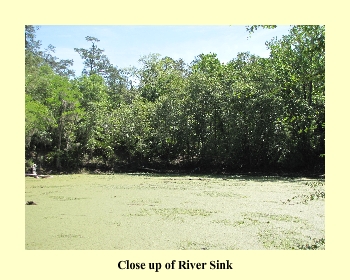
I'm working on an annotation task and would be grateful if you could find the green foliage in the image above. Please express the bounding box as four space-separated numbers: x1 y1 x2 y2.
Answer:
25 25 325 173
74 36 111 77
42 44 75 77
295 238 325 250
25 26 74 78
137 54 187 102
113 98 154 162
245 25 278 36
25 94 53 147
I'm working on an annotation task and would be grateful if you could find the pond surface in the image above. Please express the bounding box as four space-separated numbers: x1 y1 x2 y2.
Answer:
25 174 325 250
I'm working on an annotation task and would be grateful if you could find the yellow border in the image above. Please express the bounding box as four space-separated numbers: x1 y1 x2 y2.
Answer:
2 1 348 279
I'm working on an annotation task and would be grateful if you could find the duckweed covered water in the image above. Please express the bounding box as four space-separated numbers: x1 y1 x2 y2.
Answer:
25 174 325 250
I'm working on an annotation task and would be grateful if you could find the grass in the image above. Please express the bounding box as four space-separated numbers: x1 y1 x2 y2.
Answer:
25 173 324 250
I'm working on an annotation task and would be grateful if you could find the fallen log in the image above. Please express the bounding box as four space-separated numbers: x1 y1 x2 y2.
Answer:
25 174 53 178
37 175 53 178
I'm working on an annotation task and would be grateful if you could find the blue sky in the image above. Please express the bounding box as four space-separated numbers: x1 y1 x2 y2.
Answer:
35 25 291 75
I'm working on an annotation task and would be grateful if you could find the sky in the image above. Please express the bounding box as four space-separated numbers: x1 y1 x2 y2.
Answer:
35 25 292 75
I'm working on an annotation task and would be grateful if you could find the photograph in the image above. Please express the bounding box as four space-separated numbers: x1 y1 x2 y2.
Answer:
25 25 325 250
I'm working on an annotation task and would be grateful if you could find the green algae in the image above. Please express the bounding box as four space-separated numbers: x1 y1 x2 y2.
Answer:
25 174 324 250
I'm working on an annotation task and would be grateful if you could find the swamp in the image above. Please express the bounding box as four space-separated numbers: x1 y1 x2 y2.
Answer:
25 173 325 250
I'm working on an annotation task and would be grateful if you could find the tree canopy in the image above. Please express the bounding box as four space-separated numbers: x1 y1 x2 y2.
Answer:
25 25 325 174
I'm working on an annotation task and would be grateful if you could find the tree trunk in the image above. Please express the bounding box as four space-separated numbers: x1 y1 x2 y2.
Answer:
308 80 312 106
56 115 63 169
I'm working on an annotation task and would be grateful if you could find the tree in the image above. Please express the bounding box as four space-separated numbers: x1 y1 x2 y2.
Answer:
42 44 75 77
266 26 325 170
25 94 53 148
25 26 75 78
186 53 225 167
25 25 44 82
136 54 189 163
104 65 129 106
25 25 41 56
45 75 83 169
72 74 113 166
25 25 325 173
25 61 82 169
245 25 277 36
112 99 154 164
247 25 325 171
74 36 111 77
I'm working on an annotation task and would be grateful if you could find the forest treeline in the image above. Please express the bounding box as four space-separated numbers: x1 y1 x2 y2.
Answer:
25 25 325 174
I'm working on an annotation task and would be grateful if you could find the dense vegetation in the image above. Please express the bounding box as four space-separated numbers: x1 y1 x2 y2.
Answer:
25 25 325 174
